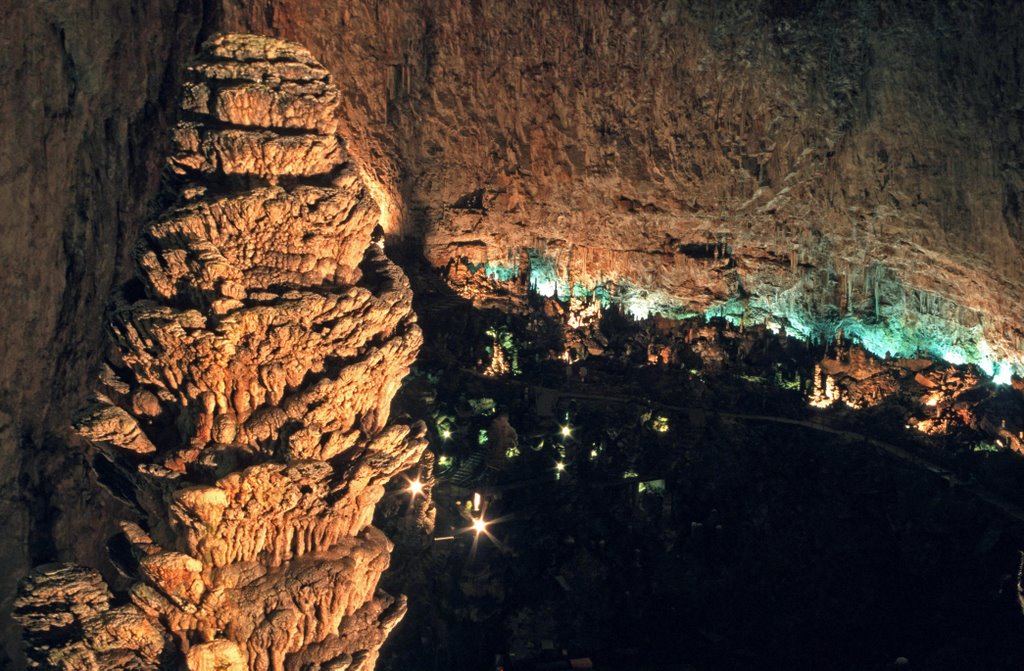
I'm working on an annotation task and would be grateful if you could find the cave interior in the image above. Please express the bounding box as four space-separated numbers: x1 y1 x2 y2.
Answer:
3 2 1024 670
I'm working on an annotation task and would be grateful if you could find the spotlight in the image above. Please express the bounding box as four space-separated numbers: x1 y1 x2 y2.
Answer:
555 461 566 472
560 425 572 438
471 517 488 535
407 478 424 497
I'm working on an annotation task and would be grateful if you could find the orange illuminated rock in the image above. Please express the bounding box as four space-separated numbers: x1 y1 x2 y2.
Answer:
15 34 426 671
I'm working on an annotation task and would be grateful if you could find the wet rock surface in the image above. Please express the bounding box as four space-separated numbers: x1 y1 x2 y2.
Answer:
14 35 426 671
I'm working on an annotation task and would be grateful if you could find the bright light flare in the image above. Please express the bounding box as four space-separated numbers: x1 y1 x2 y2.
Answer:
560 425 573 438
555 461 566 472
461 507 510 558
440 428 452 440
406 478 424 497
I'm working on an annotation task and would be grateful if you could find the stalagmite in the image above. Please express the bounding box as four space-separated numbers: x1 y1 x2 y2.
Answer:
14 34 427 671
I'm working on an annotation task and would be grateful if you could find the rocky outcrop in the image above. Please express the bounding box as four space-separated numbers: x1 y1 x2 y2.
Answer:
14 34 426 671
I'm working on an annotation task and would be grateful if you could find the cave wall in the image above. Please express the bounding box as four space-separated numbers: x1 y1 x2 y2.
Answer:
223 0 1024 371
0 1 206 665
1 0 1024 666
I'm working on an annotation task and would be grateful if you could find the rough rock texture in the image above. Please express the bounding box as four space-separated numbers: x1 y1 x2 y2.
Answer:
0 3 208 665
219 0 1024 372
14 35 427 671
3 1 1024 665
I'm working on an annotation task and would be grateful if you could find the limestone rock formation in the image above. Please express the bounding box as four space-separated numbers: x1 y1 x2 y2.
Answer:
14 34 427 671
0 4 206 664
3 3 1024 665
218 0 1024 376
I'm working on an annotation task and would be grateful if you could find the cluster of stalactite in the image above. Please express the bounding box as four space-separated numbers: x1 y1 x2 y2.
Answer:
14 34 427 671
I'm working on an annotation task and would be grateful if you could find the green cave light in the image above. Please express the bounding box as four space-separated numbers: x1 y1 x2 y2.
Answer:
943 350 966 366
528 250 562 298
993 363 1014 386
976 346 1015 386
483 263 519 283
471 247 1021 386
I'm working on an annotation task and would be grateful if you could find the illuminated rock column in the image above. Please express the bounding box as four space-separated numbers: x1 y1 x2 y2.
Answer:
15 34 426 671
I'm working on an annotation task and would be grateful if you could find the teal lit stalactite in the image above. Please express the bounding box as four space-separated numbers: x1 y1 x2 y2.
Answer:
472 249 1022 384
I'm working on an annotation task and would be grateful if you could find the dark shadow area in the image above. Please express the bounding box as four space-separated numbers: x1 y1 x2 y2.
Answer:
377 249 1024 671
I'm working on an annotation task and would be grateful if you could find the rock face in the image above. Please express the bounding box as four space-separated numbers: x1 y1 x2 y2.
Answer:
3 1 1024 666
408 0 1024 376
218 0 1024 375
0 4 206 665
14 34 426 671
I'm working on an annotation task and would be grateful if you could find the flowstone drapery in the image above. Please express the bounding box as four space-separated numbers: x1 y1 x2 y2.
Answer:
14 34 426 671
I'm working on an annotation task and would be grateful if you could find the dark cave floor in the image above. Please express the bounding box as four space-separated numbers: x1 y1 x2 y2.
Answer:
374 251 1024 671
